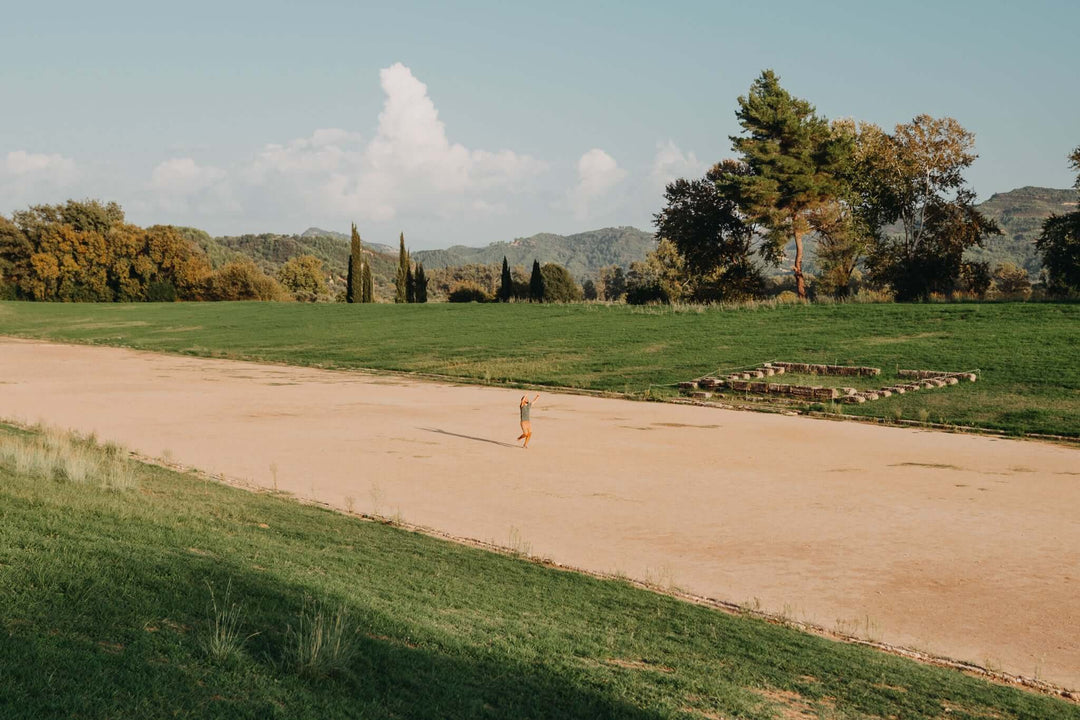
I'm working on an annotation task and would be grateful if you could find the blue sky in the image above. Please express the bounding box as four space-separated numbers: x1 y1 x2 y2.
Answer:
2 0 1077 248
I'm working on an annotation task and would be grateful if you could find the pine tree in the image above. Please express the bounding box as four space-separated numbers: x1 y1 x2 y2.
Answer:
406 265 415 303
347 223 363 303
498 256 513 302
362 261 373 303
395 232 409 303
529 259 545 302
724 70 846 299
415 263 428 303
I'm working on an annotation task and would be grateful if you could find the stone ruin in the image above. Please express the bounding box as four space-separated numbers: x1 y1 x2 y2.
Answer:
678 362 977 404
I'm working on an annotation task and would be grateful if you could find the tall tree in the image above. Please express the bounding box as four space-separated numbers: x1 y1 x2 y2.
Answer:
1036 145 1080 293
406 264 415 303
395 232 409 303
498 256 513 302
539 263 583 303
277 254 328 301
362 260 374 303
598 265 626 301
347 223 363 303
725 70 847 299
654 160 761 302
415 262 428 303
528 259 545 302
861 115 999 300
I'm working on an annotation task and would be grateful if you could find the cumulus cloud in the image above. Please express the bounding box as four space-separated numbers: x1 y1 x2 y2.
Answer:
241 62 546 225
5 150 78 180
650 140 705 190
148 157 235 215
569 148 626 220
1 151 79 210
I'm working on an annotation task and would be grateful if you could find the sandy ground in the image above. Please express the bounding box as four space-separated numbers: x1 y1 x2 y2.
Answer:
1 337 1078 689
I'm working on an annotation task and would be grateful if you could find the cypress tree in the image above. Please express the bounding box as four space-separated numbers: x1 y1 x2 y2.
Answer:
416 263 428 303
362 261 373 303
395 232 408 303
406 265 415 303
498 256 513 302
529 259 545 302
347 223 363 303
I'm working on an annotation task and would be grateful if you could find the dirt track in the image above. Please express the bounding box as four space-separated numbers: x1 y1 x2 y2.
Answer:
2 337 1077 689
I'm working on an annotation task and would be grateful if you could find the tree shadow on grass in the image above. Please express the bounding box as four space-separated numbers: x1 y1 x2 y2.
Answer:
0 545 660 720
419 426 519 449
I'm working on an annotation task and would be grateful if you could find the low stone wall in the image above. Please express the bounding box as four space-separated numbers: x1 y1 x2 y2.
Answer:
679 363 977 406
770 362 880 377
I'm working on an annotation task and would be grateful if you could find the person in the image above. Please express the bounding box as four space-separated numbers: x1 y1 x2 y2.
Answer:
517 393 540 448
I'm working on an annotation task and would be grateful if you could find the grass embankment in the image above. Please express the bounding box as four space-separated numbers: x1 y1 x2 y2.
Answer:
0 300 1077 437
1 424 1076 719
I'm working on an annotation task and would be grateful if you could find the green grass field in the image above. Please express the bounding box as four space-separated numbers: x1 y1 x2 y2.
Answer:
2 424 1076 719
1 300 1078 437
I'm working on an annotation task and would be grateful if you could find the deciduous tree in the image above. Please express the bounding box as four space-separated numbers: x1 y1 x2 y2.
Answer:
861 115 999 300
1036 146 1080 293
278 254 329 301
539 263 583 303
654 160 762 302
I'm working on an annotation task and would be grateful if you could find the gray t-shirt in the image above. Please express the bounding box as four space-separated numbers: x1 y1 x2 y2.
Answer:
520 400 531 422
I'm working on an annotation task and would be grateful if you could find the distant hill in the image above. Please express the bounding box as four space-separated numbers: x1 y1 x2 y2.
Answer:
174 225 656 299
300 227 395 256
175 228 399 298
967 187 1077 274
172 186 1072 295
412 226 656 280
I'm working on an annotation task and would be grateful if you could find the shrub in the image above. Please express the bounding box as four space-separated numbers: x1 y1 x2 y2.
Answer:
776 290 800 303
146 280 177 302
540 263 583 303
447 282 492 303
206 259 291 301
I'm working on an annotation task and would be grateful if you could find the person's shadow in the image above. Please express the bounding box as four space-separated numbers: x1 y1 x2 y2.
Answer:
419 427 518 448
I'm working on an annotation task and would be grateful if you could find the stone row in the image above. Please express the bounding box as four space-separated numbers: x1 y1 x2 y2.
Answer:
769 362 881 377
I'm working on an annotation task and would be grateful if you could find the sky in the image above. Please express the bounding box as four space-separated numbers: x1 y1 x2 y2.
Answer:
2 0 1077 249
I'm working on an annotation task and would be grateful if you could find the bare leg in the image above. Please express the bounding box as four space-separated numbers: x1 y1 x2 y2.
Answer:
523 429 532 449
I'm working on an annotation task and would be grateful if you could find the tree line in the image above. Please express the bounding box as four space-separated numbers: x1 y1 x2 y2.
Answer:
649 70 1079 302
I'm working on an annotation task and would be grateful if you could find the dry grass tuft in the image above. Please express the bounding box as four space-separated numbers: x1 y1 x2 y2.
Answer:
0 424 136 491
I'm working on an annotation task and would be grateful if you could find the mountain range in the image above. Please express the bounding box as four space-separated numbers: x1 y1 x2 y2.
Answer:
187 186 1075 286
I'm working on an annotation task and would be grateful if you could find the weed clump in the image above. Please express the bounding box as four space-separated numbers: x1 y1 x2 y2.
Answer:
286 599 359 679
0 425 136 490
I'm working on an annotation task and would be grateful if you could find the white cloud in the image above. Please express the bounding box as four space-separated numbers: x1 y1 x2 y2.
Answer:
650 140 705 190
240 62 547 226
1 151 79 210
151 157 226 194
569 148 626 220
5 150 78 181
148 158 235 215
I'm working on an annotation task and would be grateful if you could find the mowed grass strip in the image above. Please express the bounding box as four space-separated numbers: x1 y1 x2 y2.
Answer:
0 300 1077 436
1 425 1076 720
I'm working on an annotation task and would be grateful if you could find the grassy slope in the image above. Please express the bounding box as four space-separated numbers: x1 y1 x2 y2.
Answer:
1 300 1078 437
1 425 1076 720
